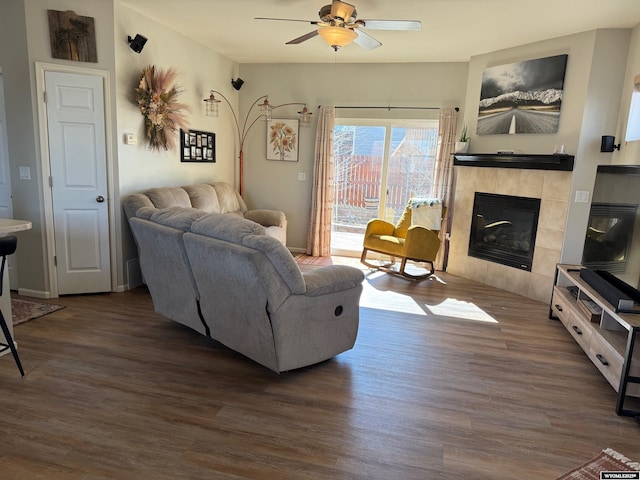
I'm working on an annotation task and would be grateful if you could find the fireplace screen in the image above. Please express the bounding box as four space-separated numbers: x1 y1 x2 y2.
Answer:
469 192 541 271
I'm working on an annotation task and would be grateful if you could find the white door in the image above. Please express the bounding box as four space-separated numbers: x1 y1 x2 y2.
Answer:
0 74 17 287
45 71 110 294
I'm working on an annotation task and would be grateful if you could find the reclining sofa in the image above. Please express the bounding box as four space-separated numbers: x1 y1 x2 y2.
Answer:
124 185 364 372
123 182 287 244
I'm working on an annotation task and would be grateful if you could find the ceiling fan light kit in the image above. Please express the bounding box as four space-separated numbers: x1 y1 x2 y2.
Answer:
256 0 421 52
318 26 357 50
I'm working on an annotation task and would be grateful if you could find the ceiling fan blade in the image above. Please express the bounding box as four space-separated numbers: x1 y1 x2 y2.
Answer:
353 29 382 50
286 30 319 45
331 0 356 22
255 17 319 25
357 19 422 31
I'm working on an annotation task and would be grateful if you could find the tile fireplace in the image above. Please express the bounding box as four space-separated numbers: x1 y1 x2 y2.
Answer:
448 154 573 303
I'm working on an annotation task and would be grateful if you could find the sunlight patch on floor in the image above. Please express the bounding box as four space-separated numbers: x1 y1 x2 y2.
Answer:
425 299 498 324
360 272 498 323
360 271 427 315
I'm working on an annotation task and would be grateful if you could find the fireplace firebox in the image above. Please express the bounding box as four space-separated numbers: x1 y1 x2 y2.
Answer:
469 192 541 271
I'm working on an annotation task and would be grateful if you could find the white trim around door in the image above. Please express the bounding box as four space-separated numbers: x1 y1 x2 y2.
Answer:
34 62 117 298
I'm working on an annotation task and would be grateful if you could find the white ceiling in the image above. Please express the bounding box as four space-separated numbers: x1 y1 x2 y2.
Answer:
122 0 640 64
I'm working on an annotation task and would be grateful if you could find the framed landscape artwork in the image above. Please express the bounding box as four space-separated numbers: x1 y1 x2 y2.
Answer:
477 54 568 135
266 119 299 161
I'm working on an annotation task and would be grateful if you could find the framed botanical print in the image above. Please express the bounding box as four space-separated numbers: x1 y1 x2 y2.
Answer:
266 118 299 161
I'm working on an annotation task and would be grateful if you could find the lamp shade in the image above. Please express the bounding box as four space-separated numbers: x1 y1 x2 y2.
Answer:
318 26 357 50
203 92 221 117
298 106 312 127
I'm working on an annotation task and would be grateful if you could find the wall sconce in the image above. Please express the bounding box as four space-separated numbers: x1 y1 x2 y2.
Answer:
601 135 621 152
231 78 244 91
203 90 311 194
127 34 147 53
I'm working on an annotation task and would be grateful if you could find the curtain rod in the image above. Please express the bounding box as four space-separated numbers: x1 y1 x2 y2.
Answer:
321 106 459 112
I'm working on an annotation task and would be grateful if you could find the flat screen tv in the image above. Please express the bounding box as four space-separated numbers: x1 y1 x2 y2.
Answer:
582 165 640 289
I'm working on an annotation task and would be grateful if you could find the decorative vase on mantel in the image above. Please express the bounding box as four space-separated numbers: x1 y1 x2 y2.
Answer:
455 141 470 154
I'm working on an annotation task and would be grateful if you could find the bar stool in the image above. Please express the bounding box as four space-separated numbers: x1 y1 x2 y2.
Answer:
0 235 24 377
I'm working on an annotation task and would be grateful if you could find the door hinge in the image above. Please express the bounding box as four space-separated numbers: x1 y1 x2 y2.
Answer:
49 176 53 187
43 91 48 103
54 255 57 266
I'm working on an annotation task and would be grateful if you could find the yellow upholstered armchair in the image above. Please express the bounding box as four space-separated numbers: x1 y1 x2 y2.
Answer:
360 198 444 279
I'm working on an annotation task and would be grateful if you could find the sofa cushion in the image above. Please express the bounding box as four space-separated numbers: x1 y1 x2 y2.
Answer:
242 234 305 295
150 207 208 231
123 193 154 219
182 184 221 213
212 182 244 214
191 213 266 243
145 187 192 209
135 206 157 220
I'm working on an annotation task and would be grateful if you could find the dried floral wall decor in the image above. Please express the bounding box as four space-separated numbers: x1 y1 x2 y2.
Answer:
135 65 189 151
47 9 97 63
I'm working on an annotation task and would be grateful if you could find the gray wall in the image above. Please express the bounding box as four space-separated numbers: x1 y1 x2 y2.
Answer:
460 29 631 266
3 0 640 295
1 0 117 296
114 2 239 288
0 1 40 291
615 23 640 166
238 62 469 250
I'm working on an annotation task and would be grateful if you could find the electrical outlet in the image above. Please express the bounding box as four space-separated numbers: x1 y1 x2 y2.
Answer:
297 172 306 181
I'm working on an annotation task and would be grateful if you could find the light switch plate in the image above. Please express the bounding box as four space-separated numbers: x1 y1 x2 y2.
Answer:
19 166 31 180
124 133 137 145
575 190 590 203
297 172 306 181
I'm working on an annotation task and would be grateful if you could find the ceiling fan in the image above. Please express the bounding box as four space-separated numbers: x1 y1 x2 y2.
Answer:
256 0 422 52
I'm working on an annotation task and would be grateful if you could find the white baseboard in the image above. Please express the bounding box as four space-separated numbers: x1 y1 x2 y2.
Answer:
16 288 51 299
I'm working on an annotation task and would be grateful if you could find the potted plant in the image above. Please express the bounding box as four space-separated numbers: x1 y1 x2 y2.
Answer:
455 124 470 154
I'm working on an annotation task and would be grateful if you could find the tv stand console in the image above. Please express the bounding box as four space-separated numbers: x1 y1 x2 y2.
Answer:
550 264 640 417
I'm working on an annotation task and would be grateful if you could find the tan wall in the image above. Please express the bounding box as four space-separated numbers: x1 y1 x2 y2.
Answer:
448 29 631 303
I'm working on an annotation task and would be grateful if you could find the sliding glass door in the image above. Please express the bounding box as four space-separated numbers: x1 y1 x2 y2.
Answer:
332 119 439 256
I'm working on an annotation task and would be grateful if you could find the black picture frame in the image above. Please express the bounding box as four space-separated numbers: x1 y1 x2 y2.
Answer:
180 129 215 163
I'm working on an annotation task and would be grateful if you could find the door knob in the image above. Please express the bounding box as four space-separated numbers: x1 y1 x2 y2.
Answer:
96 195 105 203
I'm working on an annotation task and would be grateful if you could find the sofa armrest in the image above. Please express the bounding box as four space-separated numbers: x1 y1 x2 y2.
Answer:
244 209 287 228
302 265 364 297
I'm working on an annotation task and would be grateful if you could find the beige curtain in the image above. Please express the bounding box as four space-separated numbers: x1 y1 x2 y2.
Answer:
306 106 335 256
431 107 458 271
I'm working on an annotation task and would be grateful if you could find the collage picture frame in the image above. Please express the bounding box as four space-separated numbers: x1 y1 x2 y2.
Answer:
180 129 215 163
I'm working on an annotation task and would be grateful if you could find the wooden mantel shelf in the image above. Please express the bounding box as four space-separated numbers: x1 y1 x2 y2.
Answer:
453 153 574 171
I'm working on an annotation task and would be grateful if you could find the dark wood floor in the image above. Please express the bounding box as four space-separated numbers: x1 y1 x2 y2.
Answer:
1 260 639 479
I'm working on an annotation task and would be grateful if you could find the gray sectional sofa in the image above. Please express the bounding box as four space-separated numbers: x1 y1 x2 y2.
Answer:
123 182 287 244
124 184 364 372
